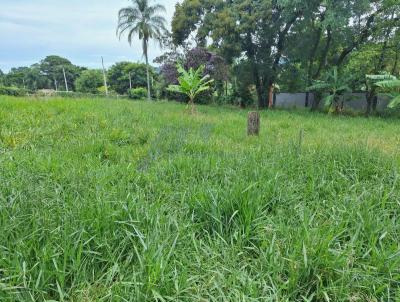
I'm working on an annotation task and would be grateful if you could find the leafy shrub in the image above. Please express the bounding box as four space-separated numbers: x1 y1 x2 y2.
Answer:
0 86 29 96
128 87 147 99
35 89 56 97
167 64 213 113
75 70 103 94
108 62 152 94
97 86 107 94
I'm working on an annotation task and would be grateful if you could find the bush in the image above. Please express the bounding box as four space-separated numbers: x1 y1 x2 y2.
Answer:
35 89 56 97
128 87 147 99
0 86 29 97
75 70 103 94
108 62 152 94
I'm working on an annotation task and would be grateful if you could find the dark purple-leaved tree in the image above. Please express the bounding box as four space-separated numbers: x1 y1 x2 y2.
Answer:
158 47 228 101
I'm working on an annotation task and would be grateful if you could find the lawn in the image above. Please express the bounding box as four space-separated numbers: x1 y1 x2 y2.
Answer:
0 96 400 301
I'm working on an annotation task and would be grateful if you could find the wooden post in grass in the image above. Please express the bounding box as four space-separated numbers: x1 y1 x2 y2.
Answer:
247 111 260 136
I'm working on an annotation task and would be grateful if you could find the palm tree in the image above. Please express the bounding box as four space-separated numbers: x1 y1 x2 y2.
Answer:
117 0 167 100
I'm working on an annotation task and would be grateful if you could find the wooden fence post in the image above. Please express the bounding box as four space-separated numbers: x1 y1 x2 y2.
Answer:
247 111 260 136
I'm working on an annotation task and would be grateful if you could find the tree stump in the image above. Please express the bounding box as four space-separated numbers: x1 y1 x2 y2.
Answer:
247 111 260 136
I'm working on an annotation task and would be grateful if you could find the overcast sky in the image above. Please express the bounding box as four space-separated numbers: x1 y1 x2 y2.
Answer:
0 0 178 72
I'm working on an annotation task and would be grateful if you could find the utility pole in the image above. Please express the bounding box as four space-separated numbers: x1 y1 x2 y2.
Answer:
101 57 109 95
62 67 69 92
129 72 132 90
54 78 58 91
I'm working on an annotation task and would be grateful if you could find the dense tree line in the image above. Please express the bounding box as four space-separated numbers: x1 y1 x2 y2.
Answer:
0 55 153 96
167 0 400 113
2 0 399 114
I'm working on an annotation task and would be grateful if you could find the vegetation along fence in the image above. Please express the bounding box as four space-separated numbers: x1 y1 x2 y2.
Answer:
274 93 390 112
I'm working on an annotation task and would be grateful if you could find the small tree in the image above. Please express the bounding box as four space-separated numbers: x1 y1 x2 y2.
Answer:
75 70 103 94
364 74 397 114
307 67 352 113
367 74 400 109
167 64 213 114
376 78 400 109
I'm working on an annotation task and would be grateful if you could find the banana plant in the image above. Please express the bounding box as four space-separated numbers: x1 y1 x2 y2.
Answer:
363 74 397 115
367 74 400 109
307 67 352 113
167 63 214 114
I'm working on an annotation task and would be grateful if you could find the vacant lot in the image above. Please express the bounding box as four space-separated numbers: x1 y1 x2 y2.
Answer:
0 96 399 301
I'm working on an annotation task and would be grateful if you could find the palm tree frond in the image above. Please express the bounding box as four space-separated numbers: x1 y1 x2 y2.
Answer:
117 0 167 100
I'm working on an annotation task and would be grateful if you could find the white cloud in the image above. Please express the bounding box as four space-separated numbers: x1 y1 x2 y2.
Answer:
0 0 178 71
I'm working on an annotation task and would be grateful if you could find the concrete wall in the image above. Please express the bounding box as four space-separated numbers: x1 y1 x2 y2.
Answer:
274 92 391 112
275 93 312 108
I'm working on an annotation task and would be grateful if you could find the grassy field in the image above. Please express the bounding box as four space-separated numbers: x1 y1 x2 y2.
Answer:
0 96 400 301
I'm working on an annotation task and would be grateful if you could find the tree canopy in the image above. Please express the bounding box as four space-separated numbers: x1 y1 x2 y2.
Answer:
75 70 104 94
108 62 153 95
171 0 400 108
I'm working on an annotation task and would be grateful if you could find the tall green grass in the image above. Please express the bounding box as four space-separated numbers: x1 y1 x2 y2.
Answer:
0 96 399 301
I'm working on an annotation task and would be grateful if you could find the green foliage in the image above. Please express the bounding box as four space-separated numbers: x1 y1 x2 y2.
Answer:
0 69 4 85
2 56 84 92
171 0 400 108
24 66 51 90
3 67 29 88
75 70 104 94
366 74 397 82
117 0 167 46
128 87 147 99
0 86 29 97
107 62 152 94
167 64 213 112
373 75 400 108
39 55 84 91
117 0 167 100
0 96 400 300
307 67 352 109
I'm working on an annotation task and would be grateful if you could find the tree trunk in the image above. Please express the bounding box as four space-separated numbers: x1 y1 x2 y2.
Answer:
189 98 195 114
305 15 324 108
144 40 151 100
392 47 399 75
365 80 380 116
268 85 273 108
247 111 260 136
334 96 340 114
372 96 378 113
305 92 310 107
311 92 321 111
314 27 332 79
245 32 266 109
257 87 267 109
365 91 374 116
